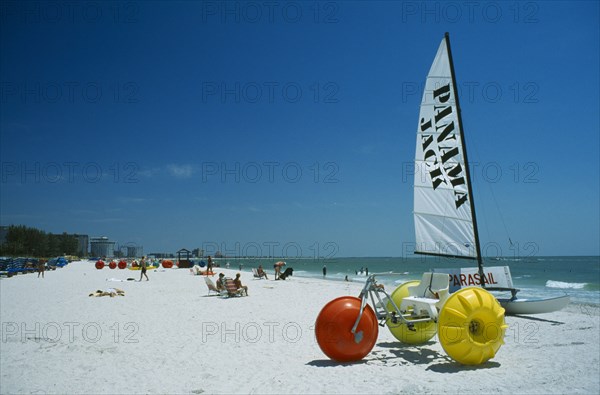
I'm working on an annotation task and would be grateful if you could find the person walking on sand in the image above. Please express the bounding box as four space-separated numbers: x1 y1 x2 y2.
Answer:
139 256 149 281
323 264 327 277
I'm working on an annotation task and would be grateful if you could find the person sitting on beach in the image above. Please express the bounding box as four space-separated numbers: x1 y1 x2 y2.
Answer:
216 273 226 291
257 265 268 279
233 273 248 296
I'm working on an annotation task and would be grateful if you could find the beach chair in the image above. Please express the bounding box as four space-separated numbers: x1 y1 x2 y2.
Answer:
279 267 294 280
205 277 223 296
400 272 450 320
223 278 245 297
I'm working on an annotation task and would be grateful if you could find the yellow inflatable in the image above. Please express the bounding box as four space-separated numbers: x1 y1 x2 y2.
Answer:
385 280 437 344
438 287 508 365
128 265 157 271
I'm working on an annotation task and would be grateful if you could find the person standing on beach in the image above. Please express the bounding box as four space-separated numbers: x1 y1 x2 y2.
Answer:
37 260 45 278
323 264 327 277
207 256 213 275
139 256 149 281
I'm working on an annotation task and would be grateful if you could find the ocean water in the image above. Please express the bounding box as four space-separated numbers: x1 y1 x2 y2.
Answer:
217 256 600 306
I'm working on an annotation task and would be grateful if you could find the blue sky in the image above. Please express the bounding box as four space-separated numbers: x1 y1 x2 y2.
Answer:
1 1 598 257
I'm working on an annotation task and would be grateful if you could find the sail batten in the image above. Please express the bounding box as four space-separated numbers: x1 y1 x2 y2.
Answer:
413 34 477 260
414 211 474 223
414 251 478 260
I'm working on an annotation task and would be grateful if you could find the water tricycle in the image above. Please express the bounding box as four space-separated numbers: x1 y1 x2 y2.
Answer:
315 272 507 365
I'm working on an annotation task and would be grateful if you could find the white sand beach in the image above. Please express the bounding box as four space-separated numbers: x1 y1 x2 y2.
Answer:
1 261 599 394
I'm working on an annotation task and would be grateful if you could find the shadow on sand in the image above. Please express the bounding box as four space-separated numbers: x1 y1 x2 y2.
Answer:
376 341 447 365
426 360 501 373
508 315 565 325
308 340 504 371
306 359 368 367
377 341 502 372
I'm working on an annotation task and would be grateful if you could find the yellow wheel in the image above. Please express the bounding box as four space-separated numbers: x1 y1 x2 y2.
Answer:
438 287 508 365
386 280 437 344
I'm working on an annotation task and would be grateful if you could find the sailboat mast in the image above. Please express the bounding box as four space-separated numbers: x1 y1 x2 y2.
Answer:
443 32 486 286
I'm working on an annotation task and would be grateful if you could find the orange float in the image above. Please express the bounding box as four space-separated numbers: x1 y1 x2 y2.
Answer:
108 261 117 269
162 260 174 268
118 260 127 269
95 260 105 269
315 296 379 362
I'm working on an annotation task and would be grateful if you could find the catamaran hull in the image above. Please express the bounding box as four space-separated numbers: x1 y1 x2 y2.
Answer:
498 295 570 315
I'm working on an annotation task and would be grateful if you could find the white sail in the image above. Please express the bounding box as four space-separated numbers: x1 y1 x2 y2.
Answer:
414 36 476 259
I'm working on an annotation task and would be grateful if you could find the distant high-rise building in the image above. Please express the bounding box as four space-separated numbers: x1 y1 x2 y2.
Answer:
126 246 143 257
74 234 89 257
90 236 116 258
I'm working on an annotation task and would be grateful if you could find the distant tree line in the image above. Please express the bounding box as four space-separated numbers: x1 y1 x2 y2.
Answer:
0 225 78 257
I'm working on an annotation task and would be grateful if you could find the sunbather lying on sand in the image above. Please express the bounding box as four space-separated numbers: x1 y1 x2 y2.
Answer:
190 266 202 275
89 288 125 297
